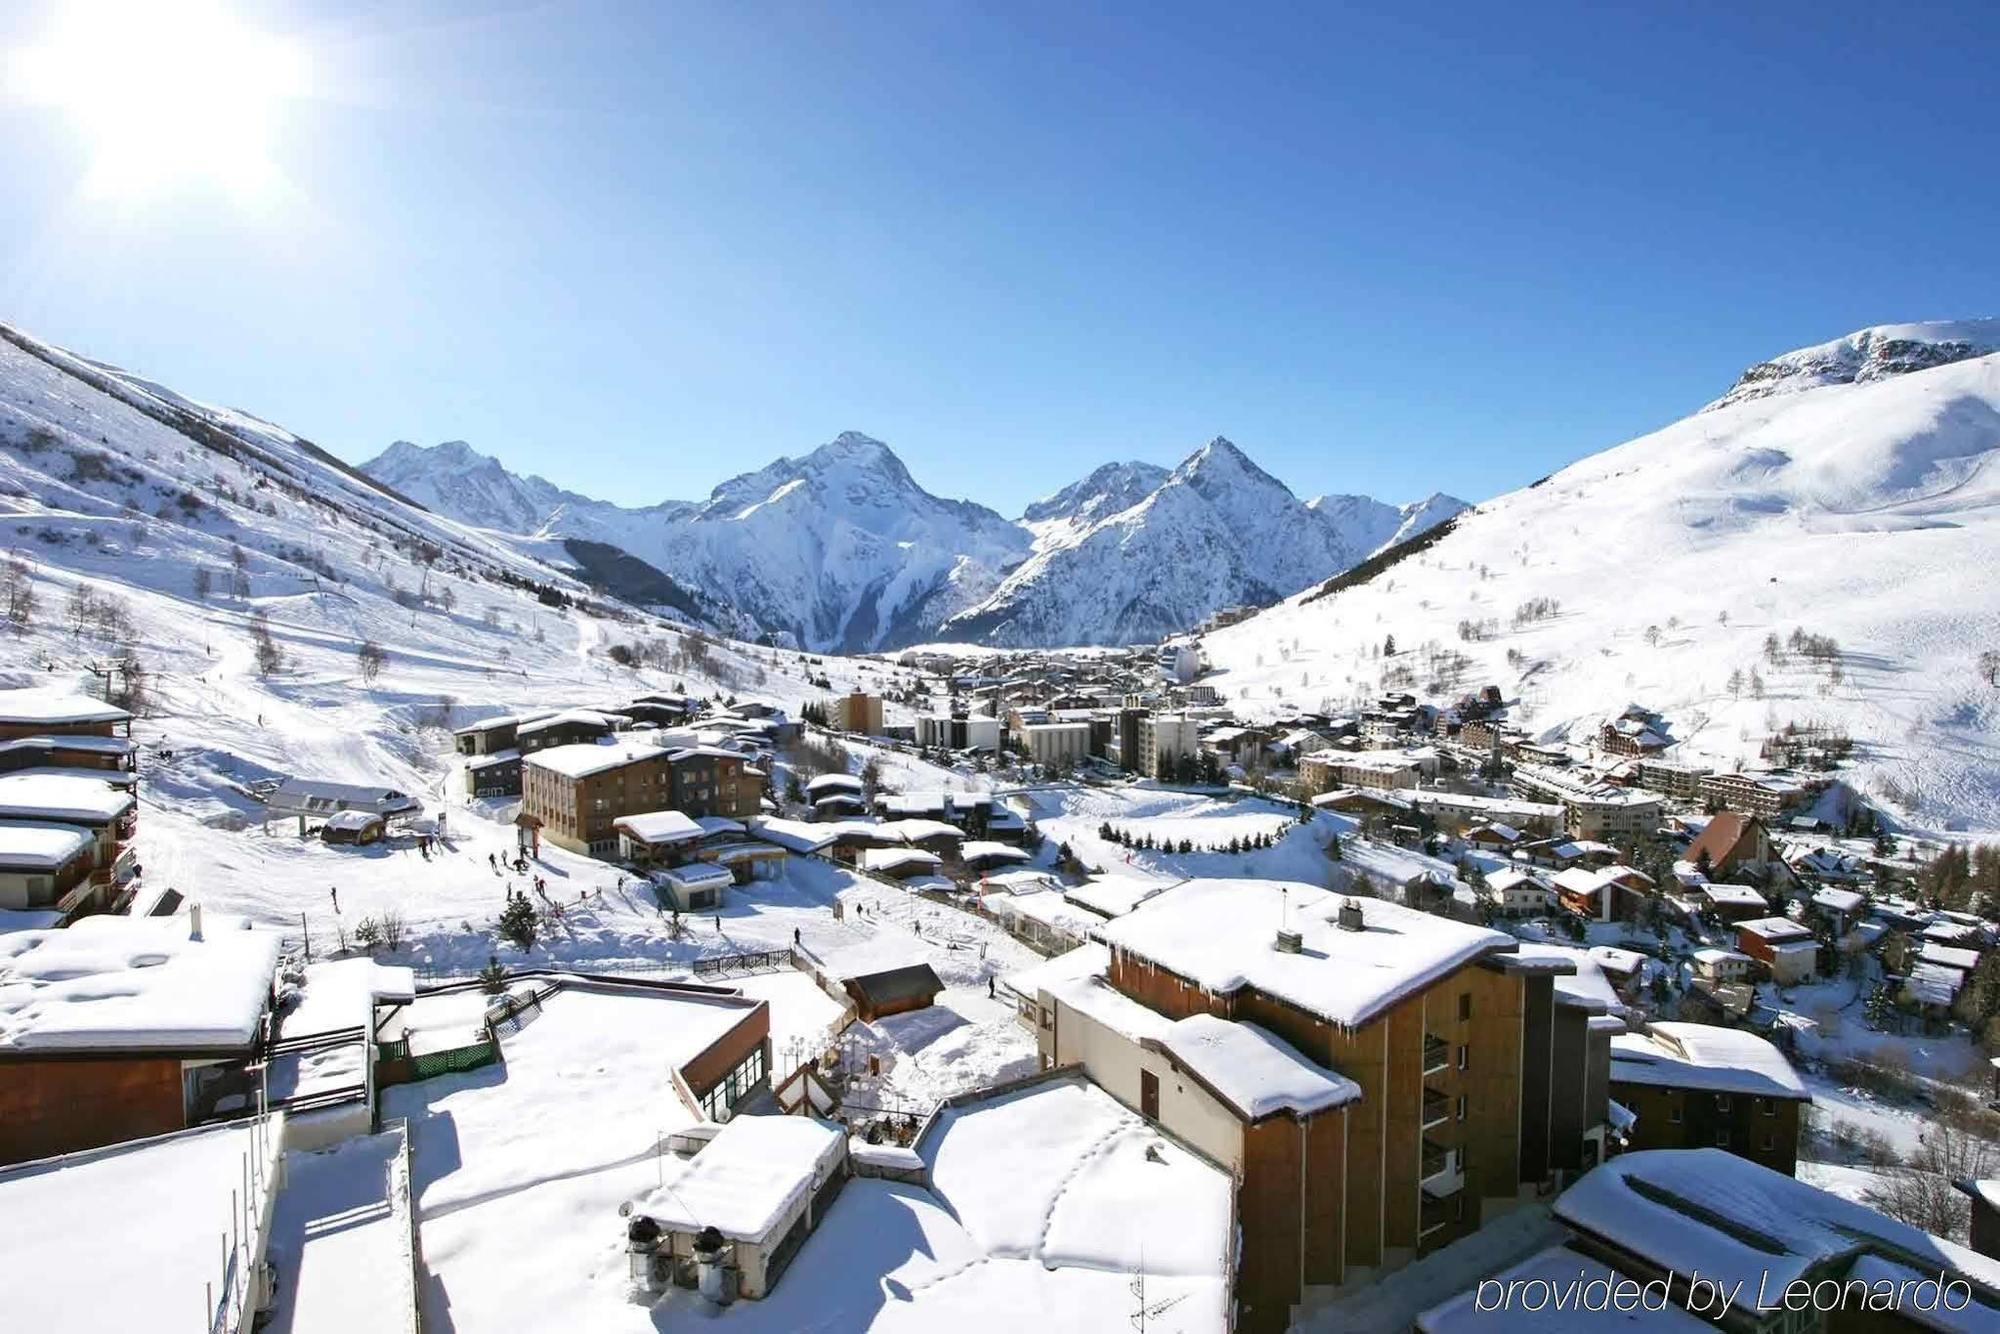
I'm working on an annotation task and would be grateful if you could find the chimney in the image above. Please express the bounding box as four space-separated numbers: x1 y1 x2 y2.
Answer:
1275 927 1303 954
1335 898 1365 932
188 902 204 941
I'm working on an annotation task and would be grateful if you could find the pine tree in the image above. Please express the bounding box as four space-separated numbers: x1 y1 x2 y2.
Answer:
498 888 539 950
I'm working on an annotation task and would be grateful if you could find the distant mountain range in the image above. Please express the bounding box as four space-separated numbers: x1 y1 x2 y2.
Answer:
363 433 1465 651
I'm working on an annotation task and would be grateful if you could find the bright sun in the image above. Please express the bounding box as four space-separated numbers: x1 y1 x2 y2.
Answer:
11 0 306 200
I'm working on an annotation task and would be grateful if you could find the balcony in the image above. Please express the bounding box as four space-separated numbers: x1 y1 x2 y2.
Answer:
1422 1033 1449 1075
1421 1139 1465 1196
1420 1192 1461 1239
1421 1088 1451 1130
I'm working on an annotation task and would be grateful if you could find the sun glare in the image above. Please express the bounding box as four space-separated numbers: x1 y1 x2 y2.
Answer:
11 0 306 201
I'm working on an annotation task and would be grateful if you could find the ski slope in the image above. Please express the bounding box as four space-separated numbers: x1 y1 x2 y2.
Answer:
1203 325 2000 835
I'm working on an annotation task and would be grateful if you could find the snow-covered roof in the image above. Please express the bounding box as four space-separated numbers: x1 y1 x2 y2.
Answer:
451 708 555 735
1906 961 1965 1006
694 815 747 838
1002 942 1108 1002
0 819 94 868
1921 941 1981 972
1156 1013 1360 1120
520 738 662 779
614 810 703 844
959 840 1030 864
862 847 942 874
0 1118 280 1330
1484 867 1543 894
0 733 135 757
989 889 1100 936
323 808 383 832
660 862 734 890
1064 873 1174 919
1738 915 1812 943
1811 886 1866 912
1608 1022 1807 1100
1554 1149 2000 1312
804 773 863 796
516 707 620 734
0 688 130 727
878 817 962 844
1690 946 1751 966
748 816 834 853
1702 883 1769 907
637 1115 845 1243
0 771 133 823
1417 1244 1711 1333
1508 942 1619 1013
0 913 283 1052
1095 879 1514 1029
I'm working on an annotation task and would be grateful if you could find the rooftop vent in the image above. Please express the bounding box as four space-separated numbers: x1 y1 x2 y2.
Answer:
1275 927 1304 954
1335 899 1366 933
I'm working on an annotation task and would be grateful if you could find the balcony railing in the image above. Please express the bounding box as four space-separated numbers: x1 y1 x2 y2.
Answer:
1422 1033 1450 1075
1421 1089 1451 1130
1420 1193 1459 1237
1422 1139 1465 1196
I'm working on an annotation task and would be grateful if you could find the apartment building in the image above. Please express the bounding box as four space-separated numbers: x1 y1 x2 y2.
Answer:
1299 746 1440 794
1511 764 1663 841
1026 879 1612 1331
1020 720 1091 769
829 690 885 735
1608 1021 1809 1174
1135 711 1198 779
523 740 763 857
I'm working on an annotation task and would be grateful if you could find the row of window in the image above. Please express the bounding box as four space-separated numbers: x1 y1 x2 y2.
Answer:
698 1044 770 1122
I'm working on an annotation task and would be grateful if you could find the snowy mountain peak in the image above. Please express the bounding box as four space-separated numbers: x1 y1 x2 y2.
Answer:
1707 318 2000 412
1021 459 1171 527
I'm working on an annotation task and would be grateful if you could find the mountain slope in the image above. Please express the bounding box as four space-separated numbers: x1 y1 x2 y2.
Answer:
1201 320 2000 834
940 439 1464 647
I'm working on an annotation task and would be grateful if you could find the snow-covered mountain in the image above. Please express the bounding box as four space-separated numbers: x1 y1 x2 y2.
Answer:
1202 319 2000 835
364 435 1458 651
365 438 688 536
938 439 1466 646
366 432 1031 653
1706 319 2000 412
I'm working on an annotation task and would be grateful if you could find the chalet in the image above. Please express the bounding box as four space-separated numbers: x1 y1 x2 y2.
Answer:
614 810 705 866
1600 706 1671 757
1699 881 1772 923
1807 884 1866 934
841 962 944 1022
860 847 946 884
1463 822 1524 851
1552 865 1654 923
1736 916 1818 985
0 910 284 1164
1957 1180 2000 1262
1688 947 1755 988
1483 867 1549 917
1684 811 1780 885
1031 880 1613 1332
1608 1021 1810 1173
987 888 1102 954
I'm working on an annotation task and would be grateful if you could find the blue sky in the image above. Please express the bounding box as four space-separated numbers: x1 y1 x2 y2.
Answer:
2 1 1996 516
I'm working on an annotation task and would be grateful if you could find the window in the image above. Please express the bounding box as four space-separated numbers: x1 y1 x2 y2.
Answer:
1715 1095 1731 1112
1458 992 1472 1022
1669 1101 1683 1124
1456 1095 1467 1121
1760 1133 1776 1152
1761 1098 1778 1117
1715 1129 1730 1148
1456 1045 1468 1071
